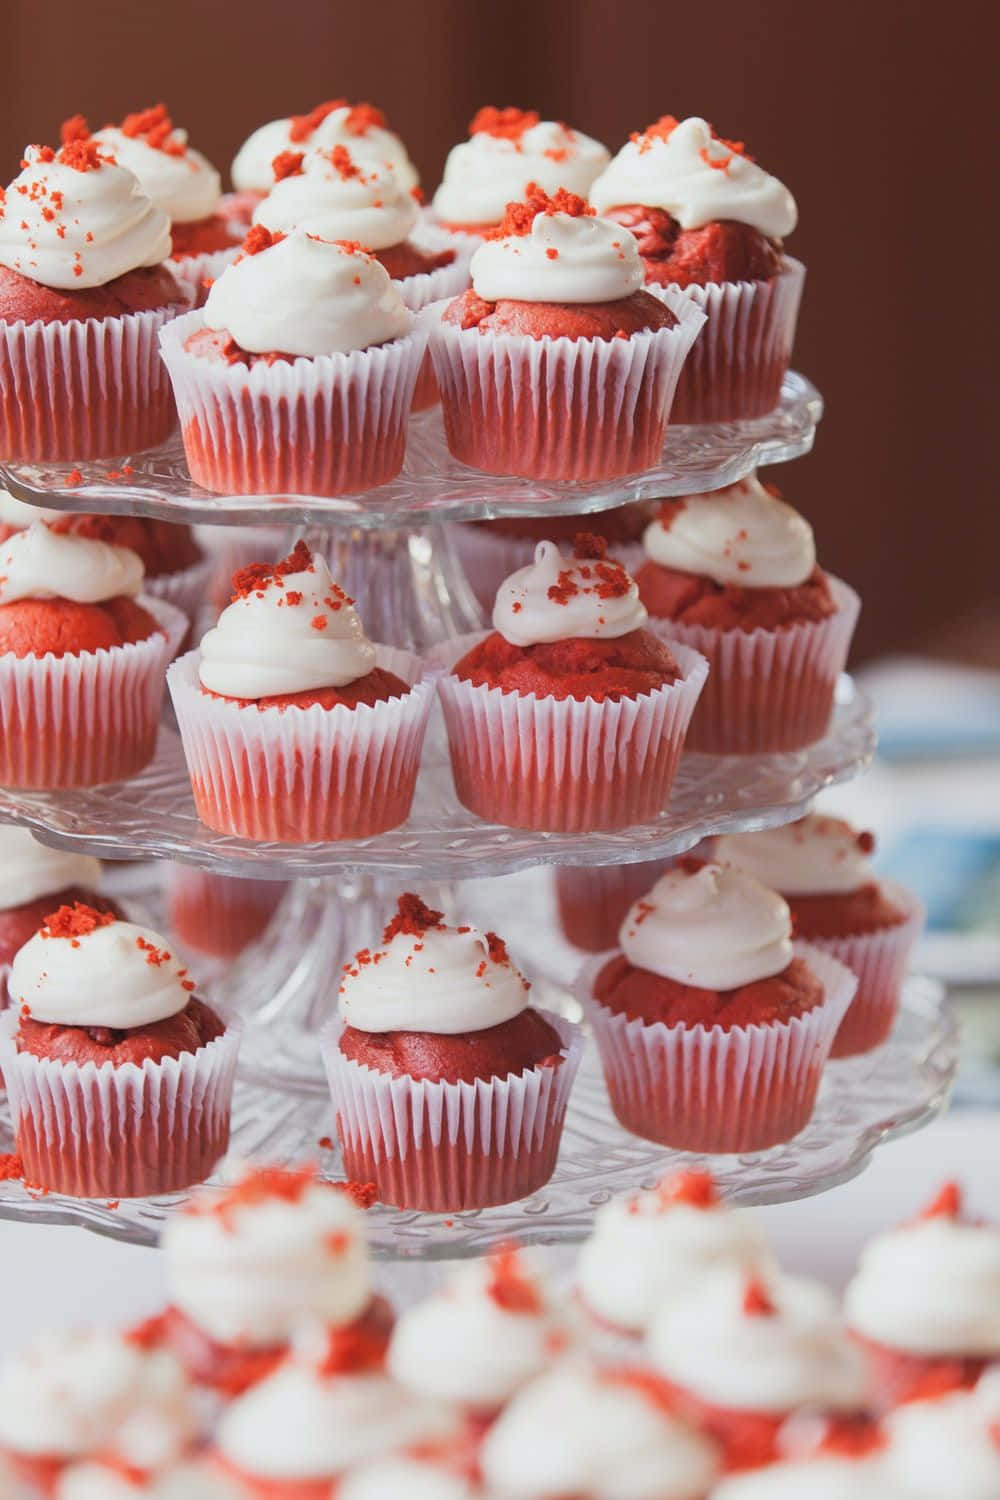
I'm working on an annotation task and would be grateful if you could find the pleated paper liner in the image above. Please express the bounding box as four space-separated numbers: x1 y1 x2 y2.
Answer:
144 553 218 654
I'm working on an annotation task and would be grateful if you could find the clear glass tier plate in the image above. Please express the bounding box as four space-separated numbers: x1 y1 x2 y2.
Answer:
0 677 874 880
0 977 957 1257
0 374 821 529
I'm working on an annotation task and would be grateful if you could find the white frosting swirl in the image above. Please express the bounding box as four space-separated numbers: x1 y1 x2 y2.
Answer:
712 1458 894 1500
388 1253 566 1410
714 815 875 897
339 914 531 1035
492 540 647 646
0 144 172 289
480 1363 720 1500
198 552 377 700
648 1266 865 1412
0 522 143 606
57 1462 242 1500
231 107 418 194
0 487 61 528
254 154 419 251
0 827 101 911
92 126 222 224
641 476 816 588
618 864 794 991
339 1458 478 1500
470 212 643 303
162 1168 372 1348
202 231 411 356
844 1207 1000 1354
432 119 610 226
10 914 195 1028
590 116 798 238
0 1331 197 1465
883 1378 1000 1499
576 1180 771 1333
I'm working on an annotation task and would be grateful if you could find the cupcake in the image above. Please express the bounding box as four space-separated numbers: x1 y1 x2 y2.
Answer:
0 138 187 460
647 1265 865 1470
713 815 925 1054
0 903 240 1197
635 476 860 753
429 185 705 480
575 1170 772 1338
0 1328 198 1496
554 858 669 953
582 862 856 1152
388 1247 571 1417
589 115 803 422
710 1417 893 1498
322 892 582 1211
165 867 287 960
881 1374 1000 1498
431 107 610 235
0 522 186 787
152 1164 392 1397
480 1362 721 1499
159 227 424 496
843 1182 1000 1408
338 1455 479 1500
434 534 708 831
168 542 437 842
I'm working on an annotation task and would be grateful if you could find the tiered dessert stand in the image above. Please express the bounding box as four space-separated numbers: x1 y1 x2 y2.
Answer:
0 373 958 1257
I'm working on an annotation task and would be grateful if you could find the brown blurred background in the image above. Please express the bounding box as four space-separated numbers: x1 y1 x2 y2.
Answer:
4 0 996 662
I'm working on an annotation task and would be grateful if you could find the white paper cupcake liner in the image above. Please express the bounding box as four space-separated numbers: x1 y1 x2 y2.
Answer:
646 575 860 754
395 225 474 313
159 308 429 497
426 291 706 480
0 301 187 461
144 553 216 652
0 1005 241 1198
0 595 187 788
647 258 806 424
803 880 926 1057
579 942 857 1154
168 245 241 307
321 1010 583 1211
168 645 439 843
430 632 708 831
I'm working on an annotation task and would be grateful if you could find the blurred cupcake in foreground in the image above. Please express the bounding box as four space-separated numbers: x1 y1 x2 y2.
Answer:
711 1414 893 1499
881 1373 1000 1498
590 114 802 422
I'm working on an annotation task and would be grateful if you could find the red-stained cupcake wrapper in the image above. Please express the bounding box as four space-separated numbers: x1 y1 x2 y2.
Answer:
396 227 474 314
451 526 644 615
808 881 926 1058
159 309 429 497
430 633 708 832
426 292 706 481
0 595 187 789
321 1010 583 1211
579 943 857 1154
0 1007 242 1199
0 302 187 462
647 575 860 754
169 246 241 308
168 646 439 843
648 258 806 424
144 553 217 654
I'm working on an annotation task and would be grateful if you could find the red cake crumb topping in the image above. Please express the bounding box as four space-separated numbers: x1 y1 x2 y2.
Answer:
315 1318 386 1375
272 149 305 181
59 114 91 145
0 1154 24 1182
58 139 109 172
116 104 186 155
40 902 116 945
288 100 387 143
185 1164 327 1230
919 1181 963 1220
743 1278 777 1317
470 106 541 141
487 1247 544 1315
239 223 284 258
231 540 316 600
382 892 446 942
489 183 593 239
544 538 631 607
654 1170 719 1211
633 115 680 151
484 931 511 966
328 145 360 179
342 103 387 135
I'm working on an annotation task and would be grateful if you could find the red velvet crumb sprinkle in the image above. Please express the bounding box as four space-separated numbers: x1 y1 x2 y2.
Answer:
59 114 91 145
487 1247 544 1315
117 104 185 155
489 182 593 239
470 106 541 141
656 1170 719 1210
920 1181 963 1220
40 902 116 944
272 150 305 181
327 144 360 179
240 224 284 258
58 139 109 172
743 1277 777 1317
382 892 445 942
231 539 314 600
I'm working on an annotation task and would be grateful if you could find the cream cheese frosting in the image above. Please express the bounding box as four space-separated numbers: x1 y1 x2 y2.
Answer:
618 863 794 990
641 476 816 588
589 116 797 238
10 910 195 1028
882 1376 1000 1499
0 826 101 912
162 1165 373 1348
470 212 644 303
714 815 876 897
57 1463 243 1500
202 230 411 357
0 522 144 606
93 116 223 224
231 104 418 195
197 548 377 700
0 143 172 289
711 1457 895 1500
338 1457 479 1500
433 116 610 226
0 487 62 528
492 540 647 646
253 152 419 251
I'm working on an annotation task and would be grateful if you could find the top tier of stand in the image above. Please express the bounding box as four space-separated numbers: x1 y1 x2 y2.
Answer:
0 373 821 529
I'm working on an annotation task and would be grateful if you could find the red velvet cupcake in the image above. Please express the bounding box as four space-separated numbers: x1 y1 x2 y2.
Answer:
166 867 287 960
435 535 707 831
590 115 803 423
428 186 704 480
0 138 187 460
168 543 437 842
0 522 186 787
714 815 925 1055
0 903 240 1197
636 476 859 753
581 861 856 1152
323 894 582 1211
